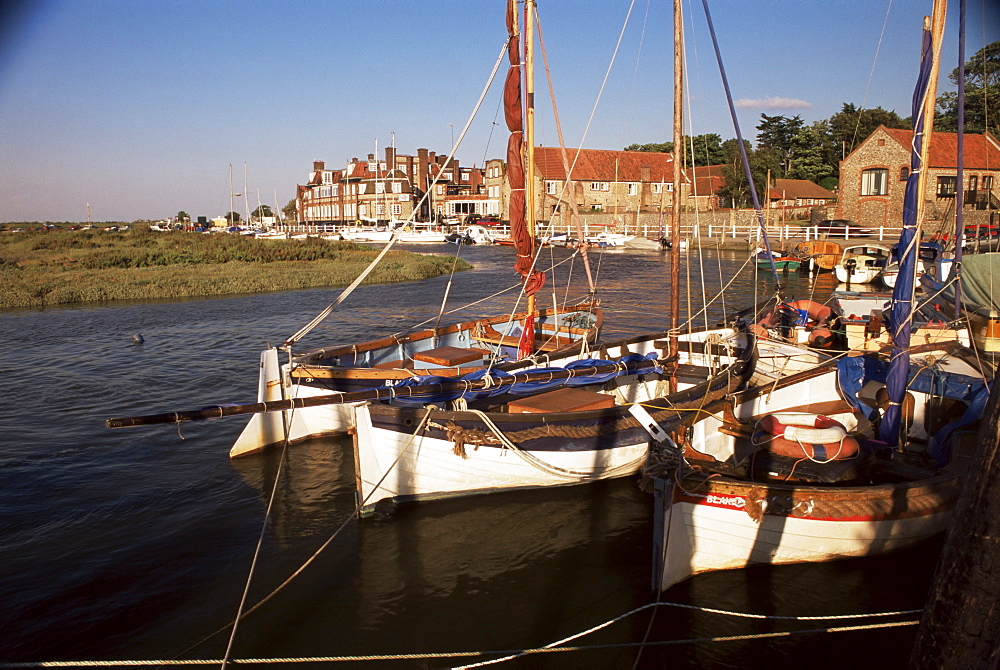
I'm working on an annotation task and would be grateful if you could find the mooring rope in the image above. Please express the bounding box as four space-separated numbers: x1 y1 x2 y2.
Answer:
6 602 921 668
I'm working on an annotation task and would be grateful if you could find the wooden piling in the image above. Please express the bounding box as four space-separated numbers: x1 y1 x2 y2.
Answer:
909 365 1000 669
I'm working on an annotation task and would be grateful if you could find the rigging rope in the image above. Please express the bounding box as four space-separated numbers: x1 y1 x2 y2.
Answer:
282 39 510 348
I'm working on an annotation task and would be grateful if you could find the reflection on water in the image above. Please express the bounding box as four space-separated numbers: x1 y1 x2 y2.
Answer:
0 246 929 666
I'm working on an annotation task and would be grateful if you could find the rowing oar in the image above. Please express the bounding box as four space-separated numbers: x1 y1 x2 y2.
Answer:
105 357 662 429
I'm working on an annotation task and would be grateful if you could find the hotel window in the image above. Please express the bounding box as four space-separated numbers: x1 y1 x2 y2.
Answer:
983 176 994 190
392 204 402 216
331 184 339 196
437 185 444 195
899 166 910 181
322 172 332 185
590 182 609 192
392 182 402 193
627 183 638 196
936 176 957 197
665 183 673 192
547 181 559 195
861 168 888 196
441 172 452 181
969 175 978 192
462 172 470 182
332 204 339 217
376 204 385 216
375 182 385 194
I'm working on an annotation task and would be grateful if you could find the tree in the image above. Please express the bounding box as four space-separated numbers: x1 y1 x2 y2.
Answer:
251 205 273 220
786 121 838 185
756 114 804 176
225 211 241 224
175 211 190 223
936 40 1000 136
624 134 725 167
717 138 770 208
624 141 672 153
827 103 909 159
282 199 297 222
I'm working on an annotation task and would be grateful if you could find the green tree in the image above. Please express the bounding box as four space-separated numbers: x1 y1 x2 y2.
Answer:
282 199 297 221
756 114 804 176
786 121 838 184
251 205 273 220
175 211 191 223
225 211 241 224
717 139 772 208
624 141 672 153
625 133 725 167
827 103 909 159
936 40 1000 136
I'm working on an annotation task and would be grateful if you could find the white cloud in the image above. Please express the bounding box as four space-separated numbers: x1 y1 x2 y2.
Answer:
735 96 813 110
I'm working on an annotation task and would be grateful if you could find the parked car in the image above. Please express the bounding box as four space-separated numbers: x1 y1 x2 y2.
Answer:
815 219 873 238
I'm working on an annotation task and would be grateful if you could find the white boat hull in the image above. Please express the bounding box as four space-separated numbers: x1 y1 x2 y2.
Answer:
353 402 649 512
654 475 956 591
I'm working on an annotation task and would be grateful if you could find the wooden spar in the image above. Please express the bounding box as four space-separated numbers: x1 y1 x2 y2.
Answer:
667 0 684 392
105 356 666 429
524 0 537 320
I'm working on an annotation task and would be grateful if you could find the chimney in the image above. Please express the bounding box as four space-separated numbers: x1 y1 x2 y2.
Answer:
641 166 651 183
313 160 325 172
385 146 396 170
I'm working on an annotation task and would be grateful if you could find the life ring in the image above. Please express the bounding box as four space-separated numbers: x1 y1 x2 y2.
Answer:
755 413 859 461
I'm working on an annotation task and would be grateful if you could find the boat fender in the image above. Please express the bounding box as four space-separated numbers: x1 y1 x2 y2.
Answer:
808 327 835 349
758 413 847 445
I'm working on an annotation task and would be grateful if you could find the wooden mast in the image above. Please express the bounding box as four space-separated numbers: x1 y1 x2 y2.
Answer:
668 0 684 388
524 0 537 319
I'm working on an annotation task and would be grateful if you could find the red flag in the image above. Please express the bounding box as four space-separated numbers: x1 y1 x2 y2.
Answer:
518 313 534 359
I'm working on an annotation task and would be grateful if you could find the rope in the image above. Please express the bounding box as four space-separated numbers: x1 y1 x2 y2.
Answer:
283 39 510 347
3 603 922 668
463 408 646 480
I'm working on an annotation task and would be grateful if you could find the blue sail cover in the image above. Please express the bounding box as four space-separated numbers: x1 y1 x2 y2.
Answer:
839 356 990 463
879 20 936 448
387 352 661 407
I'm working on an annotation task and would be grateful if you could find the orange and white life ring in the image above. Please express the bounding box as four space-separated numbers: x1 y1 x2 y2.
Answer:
755 413 859 461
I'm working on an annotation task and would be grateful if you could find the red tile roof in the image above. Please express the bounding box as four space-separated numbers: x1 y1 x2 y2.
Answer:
773 179 836 200
533 147 677 182
881 126 1000 170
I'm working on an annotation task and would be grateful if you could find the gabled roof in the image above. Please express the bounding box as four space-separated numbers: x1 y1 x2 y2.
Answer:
879 126 1000 170
533 147 678 182
773 178 836 200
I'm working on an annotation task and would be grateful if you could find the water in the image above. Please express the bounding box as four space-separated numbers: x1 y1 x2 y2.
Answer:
0 244 936 668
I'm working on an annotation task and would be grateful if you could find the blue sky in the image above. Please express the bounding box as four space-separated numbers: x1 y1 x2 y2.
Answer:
1 0 996 223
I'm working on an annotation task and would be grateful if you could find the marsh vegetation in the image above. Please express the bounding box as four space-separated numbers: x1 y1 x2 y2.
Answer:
0 227 469 309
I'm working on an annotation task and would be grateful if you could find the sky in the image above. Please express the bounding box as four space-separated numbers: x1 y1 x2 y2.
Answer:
0 0 997 223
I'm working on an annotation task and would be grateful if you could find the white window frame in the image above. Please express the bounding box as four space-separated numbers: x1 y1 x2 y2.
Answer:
861 168 889 196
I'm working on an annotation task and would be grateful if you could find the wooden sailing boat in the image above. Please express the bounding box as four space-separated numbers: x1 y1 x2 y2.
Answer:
346 0 838 516
229 36 602 457
649 0 993 592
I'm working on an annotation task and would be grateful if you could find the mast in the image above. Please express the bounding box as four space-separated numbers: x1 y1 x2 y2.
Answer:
524 0 537 319
505 0 544 359
668 0 684 387
879 0 947 448
953 0 966 320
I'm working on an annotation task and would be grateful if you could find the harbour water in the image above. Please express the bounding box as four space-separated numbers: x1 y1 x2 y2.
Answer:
1 244 938 668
